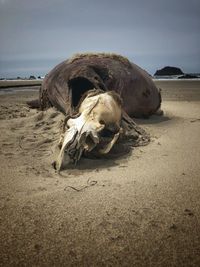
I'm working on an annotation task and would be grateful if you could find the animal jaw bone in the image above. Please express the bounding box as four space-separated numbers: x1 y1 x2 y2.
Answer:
54 90 122 170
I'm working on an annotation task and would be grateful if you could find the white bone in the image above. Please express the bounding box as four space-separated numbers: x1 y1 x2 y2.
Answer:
55 91 122 170
99 131 120 154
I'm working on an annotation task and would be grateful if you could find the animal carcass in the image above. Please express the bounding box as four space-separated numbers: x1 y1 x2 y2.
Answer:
39 53 161 118
28 53 160 169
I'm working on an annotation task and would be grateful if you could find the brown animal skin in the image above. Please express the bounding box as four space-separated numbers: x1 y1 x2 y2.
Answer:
39 53 161 118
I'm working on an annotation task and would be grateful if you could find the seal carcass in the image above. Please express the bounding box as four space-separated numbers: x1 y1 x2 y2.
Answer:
31 53 162 169
39 53 161 118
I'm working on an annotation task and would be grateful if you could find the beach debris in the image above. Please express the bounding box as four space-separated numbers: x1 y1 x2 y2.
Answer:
64 178 97 192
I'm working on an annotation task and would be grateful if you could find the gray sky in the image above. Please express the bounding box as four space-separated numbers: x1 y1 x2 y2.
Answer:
0 0 200 77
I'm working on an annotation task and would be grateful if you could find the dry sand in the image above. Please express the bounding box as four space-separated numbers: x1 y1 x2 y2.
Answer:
0 81 200 267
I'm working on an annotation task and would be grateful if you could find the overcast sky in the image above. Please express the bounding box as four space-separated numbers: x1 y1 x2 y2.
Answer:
0 0 200 77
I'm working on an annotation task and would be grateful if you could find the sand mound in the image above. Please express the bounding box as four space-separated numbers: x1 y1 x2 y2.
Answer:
0 102 65 177
0 101 135 177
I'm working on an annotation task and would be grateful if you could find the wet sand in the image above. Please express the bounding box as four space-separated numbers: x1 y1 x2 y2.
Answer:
0 81 200 266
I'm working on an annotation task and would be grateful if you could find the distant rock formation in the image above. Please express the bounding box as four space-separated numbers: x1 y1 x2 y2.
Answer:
154 66 183 76
178 74 198 79
29 75 36 80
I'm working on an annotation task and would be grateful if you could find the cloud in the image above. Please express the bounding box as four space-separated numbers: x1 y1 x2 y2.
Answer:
0 0 200 77
0 0 7 4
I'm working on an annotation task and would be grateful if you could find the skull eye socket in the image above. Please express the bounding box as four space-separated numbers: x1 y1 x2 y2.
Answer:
99 120 115 137
99 120 105 125
99 121 120 138
100 128 115 138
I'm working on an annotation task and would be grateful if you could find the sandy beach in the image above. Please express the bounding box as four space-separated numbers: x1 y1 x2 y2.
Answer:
0 80 200 266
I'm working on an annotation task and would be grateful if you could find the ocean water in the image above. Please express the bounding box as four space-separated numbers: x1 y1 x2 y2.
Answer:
1 57 200 80
154 73 200 80
0 55 200 80
0 86 39 95
0 58 62 79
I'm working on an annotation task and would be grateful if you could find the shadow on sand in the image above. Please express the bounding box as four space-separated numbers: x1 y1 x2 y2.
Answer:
57 144 132 176
134 114 171 125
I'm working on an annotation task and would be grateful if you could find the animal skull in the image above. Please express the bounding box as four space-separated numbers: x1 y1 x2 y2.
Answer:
54 89 123 170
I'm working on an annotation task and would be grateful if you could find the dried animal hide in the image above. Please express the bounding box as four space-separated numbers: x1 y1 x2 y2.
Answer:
39 53 161 118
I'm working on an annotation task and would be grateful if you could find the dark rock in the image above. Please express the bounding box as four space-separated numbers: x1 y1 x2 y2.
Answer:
29 75 36 80
154 66 183 76
178 74 198 79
